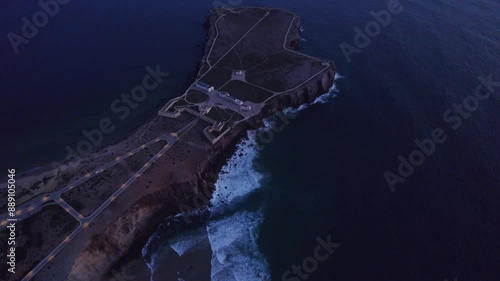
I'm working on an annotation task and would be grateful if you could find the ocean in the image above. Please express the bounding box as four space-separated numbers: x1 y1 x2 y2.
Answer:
1 0 499 280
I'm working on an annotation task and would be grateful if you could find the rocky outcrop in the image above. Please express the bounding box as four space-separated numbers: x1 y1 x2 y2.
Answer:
67 8 335 281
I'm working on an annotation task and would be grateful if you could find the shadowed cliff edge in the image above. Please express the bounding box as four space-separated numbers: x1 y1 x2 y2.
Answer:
0 7 335 281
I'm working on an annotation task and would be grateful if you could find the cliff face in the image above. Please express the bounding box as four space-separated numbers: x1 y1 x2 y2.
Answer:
67 8 335 281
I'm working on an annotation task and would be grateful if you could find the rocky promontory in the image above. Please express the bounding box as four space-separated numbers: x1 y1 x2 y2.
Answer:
0 7 335 281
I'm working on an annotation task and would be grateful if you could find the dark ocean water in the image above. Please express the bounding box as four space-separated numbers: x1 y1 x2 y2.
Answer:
1 0 499 280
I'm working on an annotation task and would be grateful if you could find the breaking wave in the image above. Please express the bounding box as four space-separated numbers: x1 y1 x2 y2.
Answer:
142 73 344 281
205 129 270 281
207 209 269 281
170 227 210 257
284 72 343 114
204 73 344 281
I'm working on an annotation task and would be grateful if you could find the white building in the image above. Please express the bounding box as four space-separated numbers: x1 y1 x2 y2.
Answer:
196 81 215 92
240 104 251 111
219 92 243 105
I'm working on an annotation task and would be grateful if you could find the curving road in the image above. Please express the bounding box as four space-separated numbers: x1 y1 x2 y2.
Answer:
1 118 199 281
0 131 181 231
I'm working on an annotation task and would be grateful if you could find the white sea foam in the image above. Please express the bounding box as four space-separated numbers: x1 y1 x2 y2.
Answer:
204 72 345 281
142 233 159 281
170 228 208 257
208 131 264 213
283 72 343 115
144 72 345 281
206 130 270 281
207 209 270 281
335 73 344 80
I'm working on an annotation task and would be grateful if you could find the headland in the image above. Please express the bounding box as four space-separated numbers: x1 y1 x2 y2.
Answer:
0 7 335 281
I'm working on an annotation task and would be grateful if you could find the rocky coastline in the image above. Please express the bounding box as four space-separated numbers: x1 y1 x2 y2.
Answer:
2 8 336 281
67 8 336 281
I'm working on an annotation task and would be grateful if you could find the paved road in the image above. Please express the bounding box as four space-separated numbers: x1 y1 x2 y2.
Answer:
198 11 269 83
180 9 330 129
0 132 178 231
1 119 199 281
20 145 172 281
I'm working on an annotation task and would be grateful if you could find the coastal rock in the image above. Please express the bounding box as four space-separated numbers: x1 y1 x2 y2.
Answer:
23 7 335 281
